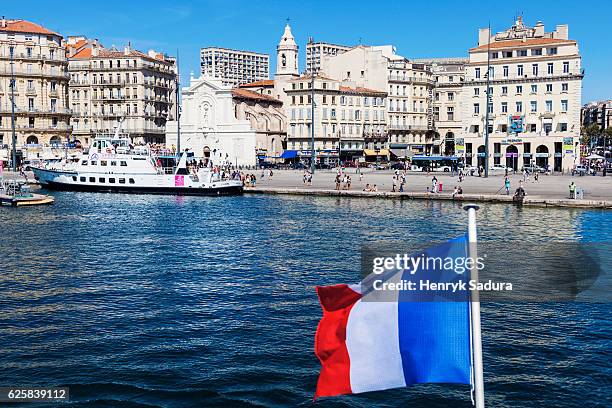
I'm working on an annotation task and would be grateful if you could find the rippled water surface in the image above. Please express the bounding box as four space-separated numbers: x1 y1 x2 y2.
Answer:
0 193 610 407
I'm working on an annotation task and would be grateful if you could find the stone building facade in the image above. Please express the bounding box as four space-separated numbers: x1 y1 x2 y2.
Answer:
66 36 176 146
460 17 582 172
0 18 70 152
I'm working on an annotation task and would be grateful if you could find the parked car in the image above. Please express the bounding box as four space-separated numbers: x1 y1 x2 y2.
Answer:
410 164 424 172
571 165 588 176
522 165 545 174
490 164 513 173
390 162 407 170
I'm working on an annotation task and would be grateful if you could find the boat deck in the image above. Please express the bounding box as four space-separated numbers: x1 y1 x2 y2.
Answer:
0 193 55 207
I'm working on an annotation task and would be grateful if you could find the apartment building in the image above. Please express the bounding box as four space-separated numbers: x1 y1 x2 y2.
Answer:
460 17 583 172
414 57 468 155
200 47 269 87
0 18 70 152
67 36 176 145
320 45 434 155
306 41 353 74
285 75 387 165
581 100 612 131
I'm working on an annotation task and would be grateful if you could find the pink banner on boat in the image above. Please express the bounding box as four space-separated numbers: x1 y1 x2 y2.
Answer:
175 175 184 186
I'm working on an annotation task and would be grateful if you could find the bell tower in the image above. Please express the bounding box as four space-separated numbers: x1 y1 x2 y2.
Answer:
276 23 299 78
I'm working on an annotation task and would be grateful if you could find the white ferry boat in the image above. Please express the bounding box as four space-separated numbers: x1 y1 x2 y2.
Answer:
31 135 243 196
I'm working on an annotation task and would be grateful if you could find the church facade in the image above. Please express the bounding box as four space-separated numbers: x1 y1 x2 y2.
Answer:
165 75 286 167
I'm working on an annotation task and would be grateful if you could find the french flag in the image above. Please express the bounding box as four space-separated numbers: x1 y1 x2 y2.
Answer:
314 236 472 398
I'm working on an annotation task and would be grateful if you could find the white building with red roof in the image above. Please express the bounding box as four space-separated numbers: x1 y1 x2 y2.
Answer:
0 17 70 160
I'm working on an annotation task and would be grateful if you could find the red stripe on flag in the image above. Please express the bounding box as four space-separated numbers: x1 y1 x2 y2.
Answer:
314 284 362 399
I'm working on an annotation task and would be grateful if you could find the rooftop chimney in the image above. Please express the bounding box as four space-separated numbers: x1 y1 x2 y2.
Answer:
1 16 7 28
124 41 131 55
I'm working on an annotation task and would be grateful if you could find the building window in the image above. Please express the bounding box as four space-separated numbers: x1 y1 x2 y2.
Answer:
501 86 508 95
561 100 568 112
547 63 554 75
532 64 538 76
503 66 509 77
560 123 568 132
562 83 569 92
529 124 537 132
563 61 570 73
530 101 537 113
532 48 542 56
518 49 527 57
475 68 480 79
516 101 523 113
447 92 454 101
548 47 558 55
517 65 523 76
473 103 480 114
474 88 479 96
546 84 553 93
516 85 522 94
501 102 508 113
531 84 537 93
447 107 454 121
546 100 553 112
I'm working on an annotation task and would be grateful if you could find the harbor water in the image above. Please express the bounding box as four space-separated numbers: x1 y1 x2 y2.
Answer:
0 193 610 407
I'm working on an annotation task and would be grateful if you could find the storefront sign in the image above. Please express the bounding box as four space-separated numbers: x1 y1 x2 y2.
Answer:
535 153 549 158
563 137 574 154
502 138 523 145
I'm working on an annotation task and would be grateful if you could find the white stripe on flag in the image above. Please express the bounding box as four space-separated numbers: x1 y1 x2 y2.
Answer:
346 270 406 394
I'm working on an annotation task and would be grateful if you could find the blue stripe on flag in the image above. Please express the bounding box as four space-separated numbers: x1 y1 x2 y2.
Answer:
397 235 472 385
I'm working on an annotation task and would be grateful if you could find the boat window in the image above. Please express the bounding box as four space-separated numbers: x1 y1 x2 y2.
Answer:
111 161 117 166
120 161 128 166
119 178 126 184
89 177 95 182
129 178 135 184
99 177 105 183
92 141 97 148
109 178 116 183
72 176 77 181
81 160 88 165
80 176 86 182
91 161 97 166
100 160 107 166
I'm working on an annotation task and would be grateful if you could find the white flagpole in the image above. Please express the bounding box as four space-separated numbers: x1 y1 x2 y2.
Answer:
464 203 485 408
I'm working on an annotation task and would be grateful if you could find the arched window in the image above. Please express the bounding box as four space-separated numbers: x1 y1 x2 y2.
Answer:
26 135 39 145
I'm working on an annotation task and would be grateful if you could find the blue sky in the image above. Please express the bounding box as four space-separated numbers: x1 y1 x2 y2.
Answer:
5 0 611 102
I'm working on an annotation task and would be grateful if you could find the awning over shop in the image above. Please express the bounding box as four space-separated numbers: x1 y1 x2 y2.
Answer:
390 148 408 158
363 149 390 156
280 150 298 159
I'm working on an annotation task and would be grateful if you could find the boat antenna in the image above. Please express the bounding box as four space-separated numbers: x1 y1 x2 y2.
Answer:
9 46 17 172
175 49 181 157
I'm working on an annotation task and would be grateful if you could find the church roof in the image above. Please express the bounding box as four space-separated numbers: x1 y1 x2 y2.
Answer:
232 88 282 104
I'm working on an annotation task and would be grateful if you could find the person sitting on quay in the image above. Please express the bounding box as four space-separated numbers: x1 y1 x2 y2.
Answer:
372 184 378 192
513 181 526 203
363 183 371 192
452 185 463 199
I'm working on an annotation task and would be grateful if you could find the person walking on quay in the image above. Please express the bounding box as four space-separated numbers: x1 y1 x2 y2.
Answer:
431 176 438 194
534 171 539 183
504 176 511 195
569 181 576 199
523 168 529 182
307 171 313 186
346 175 352 190
399 174 406 192
303 171 308 185
335 174 341 190
342 174 348 190
392 176 397 192
251 174 257 187
269 168 274 180
359 171 364 182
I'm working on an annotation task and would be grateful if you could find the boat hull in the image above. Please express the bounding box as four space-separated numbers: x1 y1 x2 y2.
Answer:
33 167 243 196
42 181 243 196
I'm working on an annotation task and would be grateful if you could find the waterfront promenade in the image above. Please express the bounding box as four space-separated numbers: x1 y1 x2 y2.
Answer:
249 169 612 209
